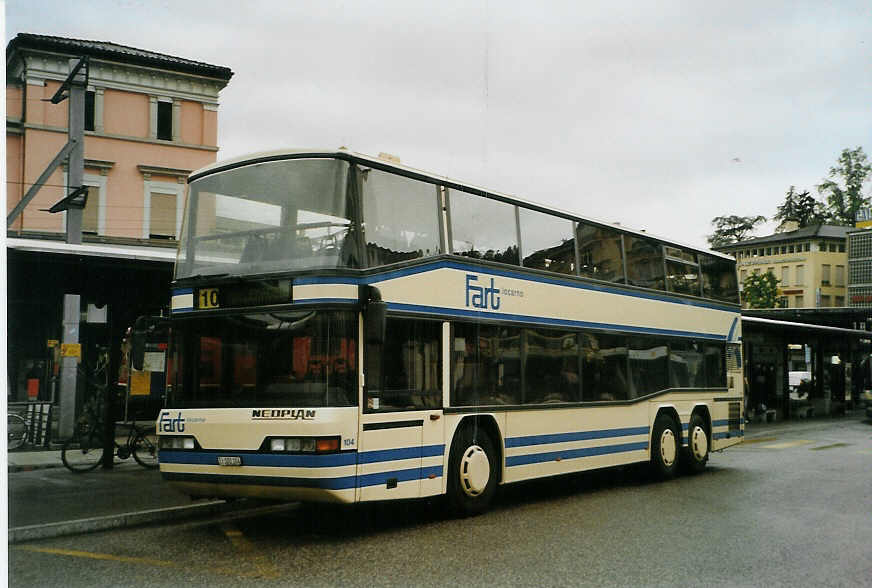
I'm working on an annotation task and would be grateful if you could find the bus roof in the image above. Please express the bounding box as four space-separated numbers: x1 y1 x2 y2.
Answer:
190 148 733 261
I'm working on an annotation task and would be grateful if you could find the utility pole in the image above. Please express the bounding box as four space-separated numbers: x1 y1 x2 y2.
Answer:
66 57 87 244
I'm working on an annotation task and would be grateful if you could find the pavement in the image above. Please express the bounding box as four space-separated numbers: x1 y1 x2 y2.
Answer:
6 411 869 544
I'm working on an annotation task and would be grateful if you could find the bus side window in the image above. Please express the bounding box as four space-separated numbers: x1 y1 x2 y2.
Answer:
368 318 442 411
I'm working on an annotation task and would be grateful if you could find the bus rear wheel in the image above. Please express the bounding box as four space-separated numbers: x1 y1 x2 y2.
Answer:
683 413 709 474
447 425 498 516
650 413 680 479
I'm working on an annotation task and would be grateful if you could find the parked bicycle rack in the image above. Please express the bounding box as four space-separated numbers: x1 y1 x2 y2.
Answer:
10 402 54 447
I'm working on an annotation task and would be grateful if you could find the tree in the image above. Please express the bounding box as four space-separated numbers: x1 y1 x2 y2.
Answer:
742 271 784 309
772 186 825 229
818 146 872 225
707 215 766 248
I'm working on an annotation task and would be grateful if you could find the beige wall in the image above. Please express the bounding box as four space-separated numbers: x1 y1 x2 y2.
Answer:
103 89 149 138
179 100 203 145
736 246 848 308
7 85 23 120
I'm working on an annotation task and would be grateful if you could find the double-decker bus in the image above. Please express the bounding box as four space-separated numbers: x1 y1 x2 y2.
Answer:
150 149 743 514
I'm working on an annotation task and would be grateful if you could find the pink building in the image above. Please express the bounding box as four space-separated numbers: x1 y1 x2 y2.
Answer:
5 34 232 406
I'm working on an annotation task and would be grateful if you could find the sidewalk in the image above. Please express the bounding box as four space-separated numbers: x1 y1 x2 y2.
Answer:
6 449 289 544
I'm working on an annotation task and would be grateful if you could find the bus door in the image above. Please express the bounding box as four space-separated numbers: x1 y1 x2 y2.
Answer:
357 318 444 502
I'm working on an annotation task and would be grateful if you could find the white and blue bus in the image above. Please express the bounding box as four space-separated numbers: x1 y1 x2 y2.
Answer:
152 149 743 514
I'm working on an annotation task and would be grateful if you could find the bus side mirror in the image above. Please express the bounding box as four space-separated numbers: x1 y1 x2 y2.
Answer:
361 285 386 345
131 316 148 371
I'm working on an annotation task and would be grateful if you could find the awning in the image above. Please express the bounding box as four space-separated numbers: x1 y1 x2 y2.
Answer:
742 316 872 338
6 237 177 263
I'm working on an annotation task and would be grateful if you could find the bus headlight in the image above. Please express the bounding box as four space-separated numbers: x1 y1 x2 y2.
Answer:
265 437 339 453
159 436 196 450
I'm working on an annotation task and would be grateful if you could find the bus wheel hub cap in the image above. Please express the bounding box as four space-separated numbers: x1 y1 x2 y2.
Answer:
691 426 708 460
460 445 490 496
660 429 677 466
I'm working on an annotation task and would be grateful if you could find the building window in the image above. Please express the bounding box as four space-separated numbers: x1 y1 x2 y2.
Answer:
835 265 845 287
839 244 846 252
796 265 805 285
819 242 826 251
820 295 831 307
740 269 747 282
765 247 771 256
143 180 184 239
795 295 804 307
788 245 795 253
157 101 172 140
84 90 95 132
780 246 787 254
64 172 106 236
835 296 845 307
829 244 837 253
804 243 810 252
822 264 831 286
781 266 789 286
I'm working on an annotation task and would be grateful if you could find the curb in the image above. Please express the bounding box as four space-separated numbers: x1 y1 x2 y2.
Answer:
8 463 65 473
8 500 301 544
8 500 226 544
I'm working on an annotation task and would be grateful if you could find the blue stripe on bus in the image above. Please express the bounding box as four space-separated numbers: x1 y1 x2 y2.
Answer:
295 260 739 313
358 444 445 463
162 466 443 490
713 431 744 440
506 441 649 467
389 302 725 340
505 426 649 448
159 450 358 467
356 466 443 488
160 444 445 468
173 288 194 295
727 317 739 342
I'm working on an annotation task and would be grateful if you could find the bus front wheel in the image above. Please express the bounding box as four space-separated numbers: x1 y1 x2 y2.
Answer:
650 413 681 479
447 425 498 516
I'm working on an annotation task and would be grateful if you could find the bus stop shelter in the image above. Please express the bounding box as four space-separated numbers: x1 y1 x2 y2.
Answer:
741 316 872 421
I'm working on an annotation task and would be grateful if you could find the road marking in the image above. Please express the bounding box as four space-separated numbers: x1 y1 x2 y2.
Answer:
760 440 813 449
14 544 272 580
809 443 850 451
15 546 176 568
221 523 280 580
742 436 778 445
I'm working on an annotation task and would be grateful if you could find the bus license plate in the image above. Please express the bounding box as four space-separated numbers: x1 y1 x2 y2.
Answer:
217 456 242 467
198 288 220 309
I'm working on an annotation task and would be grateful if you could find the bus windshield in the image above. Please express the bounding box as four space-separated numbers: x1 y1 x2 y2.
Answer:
176 158 355 279
167 310 358 408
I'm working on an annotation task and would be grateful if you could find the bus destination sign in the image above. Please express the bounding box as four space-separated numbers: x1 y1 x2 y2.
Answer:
196 279 292 310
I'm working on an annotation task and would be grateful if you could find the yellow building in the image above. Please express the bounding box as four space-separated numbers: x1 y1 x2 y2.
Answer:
716 223 851 309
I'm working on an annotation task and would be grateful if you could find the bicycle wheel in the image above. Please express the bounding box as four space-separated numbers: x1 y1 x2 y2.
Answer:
132 428 159 469
7 414 28 450
62 429 105 472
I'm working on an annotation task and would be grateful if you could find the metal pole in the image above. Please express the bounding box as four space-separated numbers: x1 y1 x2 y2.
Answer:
66 57 86 245
59 294 80 439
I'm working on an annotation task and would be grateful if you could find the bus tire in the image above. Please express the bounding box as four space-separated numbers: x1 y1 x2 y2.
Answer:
650 413 680 480
683 413 709 474
447 425 499 516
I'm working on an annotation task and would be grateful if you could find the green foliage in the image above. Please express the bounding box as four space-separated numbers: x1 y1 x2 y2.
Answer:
707 215 766 248
742 271 784 309
773 186 825 228
818 146 871 225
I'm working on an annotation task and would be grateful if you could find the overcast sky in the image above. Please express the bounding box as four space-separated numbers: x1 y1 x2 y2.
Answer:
5 0 871 249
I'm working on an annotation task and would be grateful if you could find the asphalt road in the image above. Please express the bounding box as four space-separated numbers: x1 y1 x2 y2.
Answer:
9 417 872 587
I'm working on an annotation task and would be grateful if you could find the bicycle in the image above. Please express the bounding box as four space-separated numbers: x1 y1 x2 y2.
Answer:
61 418 158 472
61 363 159 472
7 413 28 450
